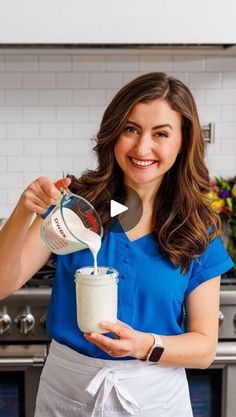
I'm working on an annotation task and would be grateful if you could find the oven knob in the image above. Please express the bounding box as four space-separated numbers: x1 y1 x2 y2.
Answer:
0 312 11 334
219 310 224 327
15 312 35 335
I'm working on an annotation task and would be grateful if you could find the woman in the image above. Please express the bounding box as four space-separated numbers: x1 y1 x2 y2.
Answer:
0 72 234 417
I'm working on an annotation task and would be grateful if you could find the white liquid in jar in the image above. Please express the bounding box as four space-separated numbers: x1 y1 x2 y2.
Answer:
75 267 118 333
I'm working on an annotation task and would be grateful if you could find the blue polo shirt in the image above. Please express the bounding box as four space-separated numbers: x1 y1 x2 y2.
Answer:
43 217 234 360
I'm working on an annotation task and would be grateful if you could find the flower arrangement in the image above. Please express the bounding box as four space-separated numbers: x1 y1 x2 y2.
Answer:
209 176 236 256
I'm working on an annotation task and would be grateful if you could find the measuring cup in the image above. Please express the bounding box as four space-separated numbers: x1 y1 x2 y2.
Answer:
40 188 103 255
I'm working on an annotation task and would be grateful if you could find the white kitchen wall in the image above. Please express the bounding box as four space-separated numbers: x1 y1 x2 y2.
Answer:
0 49 236 217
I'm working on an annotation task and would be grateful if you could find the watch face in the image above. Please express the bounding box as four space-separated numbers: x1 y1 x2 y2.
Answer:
149 346 164 362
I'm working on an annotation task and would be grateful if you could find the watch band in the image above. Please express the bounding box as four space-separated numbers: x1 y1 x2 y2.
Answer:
145 334 164 362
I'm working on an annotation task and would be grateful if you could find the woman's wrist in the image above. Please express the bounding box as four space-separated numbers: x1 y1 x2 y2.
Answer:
135 332 155 360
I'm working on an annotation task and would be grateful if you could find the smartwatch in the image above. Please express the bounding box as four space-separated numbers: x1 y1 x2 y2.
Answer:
145 334 164 362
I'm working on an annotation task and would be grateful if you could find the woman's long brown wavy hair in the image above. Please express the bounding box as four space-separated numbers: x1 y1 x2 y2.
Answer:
67 72 221 273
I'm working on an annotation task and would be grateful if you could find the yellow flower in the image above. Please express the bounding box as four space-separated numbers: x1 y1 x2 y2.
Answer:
226 197 233 209
212 199 225 213
208 191 218 201
232 184 236 198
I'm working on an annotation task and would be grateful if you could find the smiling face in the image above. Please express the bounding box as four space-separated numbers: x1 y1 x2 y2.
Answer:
114 99 183 194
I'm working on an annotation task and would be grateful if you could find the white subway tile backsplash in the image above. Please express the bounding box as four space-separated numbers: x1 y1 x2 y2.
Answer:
210 168 234 179
0 51 236 217
23 172 62 186
0 107 22 122
73 123 98 140
215 123 236 139
39 90 72 105
72 55 105 72
88 106 105 122
4 55 38 72
206 57 236 72
8 156 40 172
56 72 89 88
222 107 236 122
56 106 88 122
139 55 172 72
40 123 73 139
189 89 205 105
189 72 221 88
90 72 122 88
0 125 6 139
0 205 14 217
73 155 94 173
206 154 236 173
7 123 39 139
39 55 72 72
205 141 221 155
0 55 4 72
41 156 74 172
24 140 57 155
23 107 56 122
0 91 4 105
58 139 92 156
222 73 236 88
220 139 236 154
206 89 236 105
73 89 105 105
6 90 39 106
172 55 205 71
0 140 23 155
105 89 120 104
106 55 138 71
0 172 24 187
22 73 55 89
0 189 7 204
0 73 21 89
8 188 23 204
198 106 221 123
0 157 7 171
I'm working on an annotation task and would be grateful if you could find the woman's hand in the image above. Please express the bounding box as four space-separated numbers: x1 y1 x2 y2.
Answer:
18 176 71 215
84 319 154 360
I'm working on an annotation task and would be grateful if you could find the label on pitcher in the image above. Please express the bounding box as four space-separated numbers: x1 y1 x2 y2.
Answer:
40 207 87 255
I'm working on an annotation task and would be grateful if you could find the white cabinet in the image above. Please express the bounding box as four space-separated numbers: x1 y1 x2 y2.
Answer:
0 0 235 44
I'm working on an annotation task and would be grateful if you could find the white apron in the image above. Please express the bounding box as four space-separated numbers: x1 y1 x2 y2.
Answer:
35 340 193 417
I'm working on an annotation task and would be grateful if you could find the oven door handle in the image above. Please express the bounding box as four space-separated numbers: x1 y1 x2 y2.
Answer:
0 356 46 366
214 355 236 364
215 342 236 364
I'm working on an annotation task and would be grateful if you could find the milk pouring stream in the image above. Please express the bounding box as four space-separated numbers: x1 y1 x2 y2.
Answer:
40 190 119 332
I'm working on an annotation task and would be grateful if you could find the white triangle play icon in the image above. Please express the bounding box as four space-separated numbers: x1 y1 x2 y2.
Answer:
110 200 128 217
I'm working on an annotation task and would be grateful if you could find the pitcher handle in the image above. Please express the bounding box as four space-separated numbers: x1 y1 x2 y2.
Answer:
59 187 73 198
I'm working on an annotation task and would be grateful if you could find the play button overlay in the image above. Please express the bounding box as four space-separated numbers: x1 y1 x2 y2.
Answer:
111 186 143 233
110 200 128 217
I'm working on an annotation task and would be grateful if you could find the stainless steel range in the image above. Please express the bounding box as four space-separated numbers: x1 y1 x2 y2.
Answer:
187 273 236 417
0 259 54 417
0 262 236 417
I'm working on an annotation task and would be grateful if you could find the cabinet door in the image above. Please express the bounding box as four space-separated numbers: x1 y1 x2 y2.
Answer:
0 0 236 44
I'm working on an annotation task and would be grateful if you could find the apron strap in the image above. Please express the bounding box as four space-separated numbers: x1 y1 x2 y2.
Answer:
85 367 141 416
